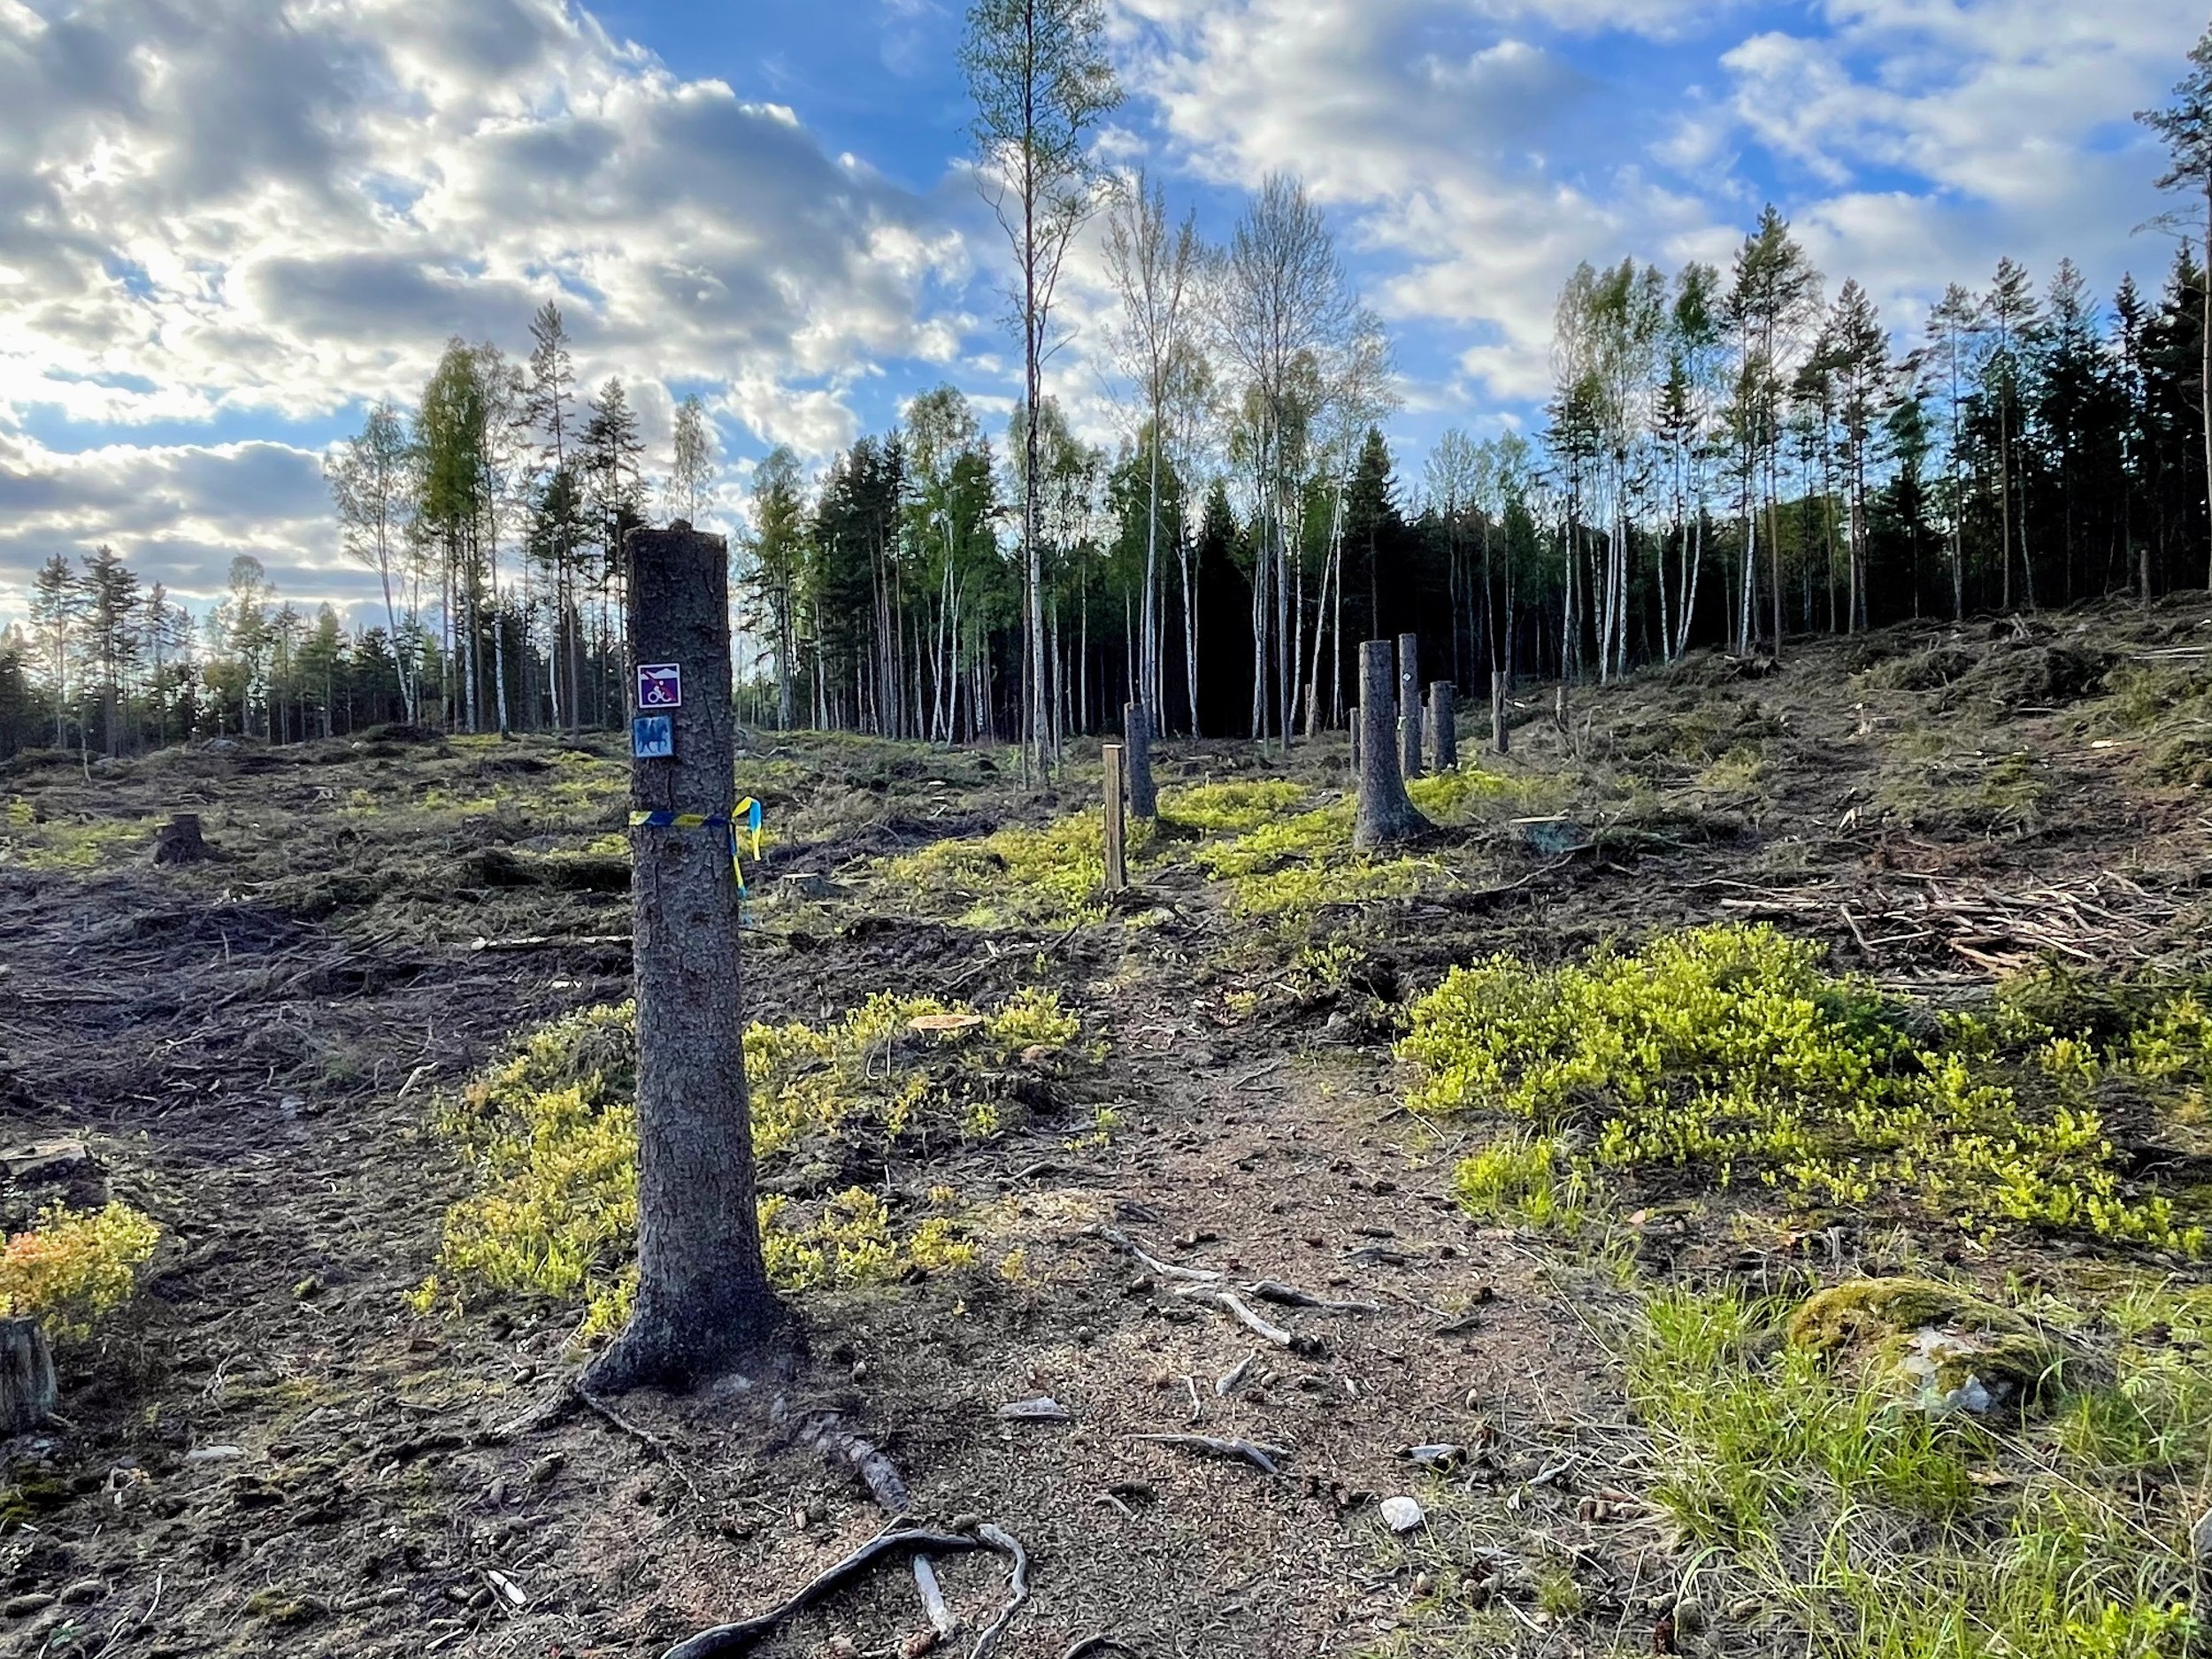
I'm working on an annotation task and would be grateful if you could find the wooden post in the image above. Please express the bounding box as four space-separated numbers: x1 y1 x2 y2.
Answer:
1102 741 1128 894
1492 670 1510 756
1356 641 1432 851
0 1319 55 1433
1397 633 1423 779
588 525 782 1394
1428 681 1457 771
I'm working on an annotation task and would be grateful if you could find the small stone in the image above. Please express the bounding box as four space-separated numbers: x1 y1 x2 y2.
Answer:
996 1396 1071 1423
1379 1495 1426 1533
3 1594 56 1617
58 1579 103 1605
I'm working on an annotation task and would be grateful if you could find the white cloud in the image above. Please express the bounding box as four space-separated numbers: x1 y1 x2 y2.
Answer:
1118 0 2201 412
0 0 990 617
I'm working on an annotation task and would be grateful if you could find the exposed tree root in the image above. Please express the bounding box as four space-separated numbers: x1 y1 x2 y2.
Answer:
660 1526 1016 1659
1132 1432 1290 1476
576 1384 705 1504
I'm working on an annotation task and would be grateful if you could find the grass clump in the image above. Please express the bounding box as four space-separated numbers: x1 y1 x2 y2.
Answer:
429 991 1077 1333
0 1202 162 1342
1453 1136 1589 1234
1627 1281 2208 1659
1402 924 2201 1250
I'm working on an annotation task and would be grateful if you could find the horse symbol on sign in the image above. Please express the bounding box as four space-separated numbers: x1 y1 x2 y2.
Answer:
637 663 682 709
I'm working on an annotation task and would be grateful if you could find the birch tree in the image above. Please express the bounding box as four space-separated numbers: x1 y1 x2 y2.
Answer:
327 403 419 722
1103 169 1202 735
960 0 1120 778
1212 173 1361 749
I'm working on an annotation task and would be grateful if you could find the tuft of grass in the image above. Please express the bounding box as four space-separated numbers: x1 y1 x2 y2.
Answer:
1453 1136 1590 1235
1627 1281 2208 1659
1402 924 2202 1251
428 989 1079 1333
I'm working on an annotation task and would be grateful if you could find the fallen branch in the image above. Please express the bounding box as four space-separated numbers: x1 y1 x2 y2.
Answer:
1244 1280 1380 1315
1096 1227 1223 1285
661 1526 1018 1659
795 1410 956 1637
1133 1433 1289 1477
1172 1285 1319 1353
1214 1349 1258 1397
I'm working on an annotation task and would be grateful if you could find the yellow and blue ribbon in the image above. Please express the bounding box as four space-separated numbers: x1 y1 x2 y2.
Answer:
628 796 765 893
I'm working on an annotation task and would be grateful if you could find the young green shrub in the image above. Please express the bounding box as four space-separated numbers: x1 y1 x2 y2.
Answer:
427 989 1076 1331
1401 924 2201 1250
0 1202 162 1343
886 813 1109 926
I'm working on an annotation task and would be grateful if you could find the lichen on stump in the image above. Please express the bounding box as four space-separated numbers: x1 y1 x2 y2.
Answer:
1355 641 1432 852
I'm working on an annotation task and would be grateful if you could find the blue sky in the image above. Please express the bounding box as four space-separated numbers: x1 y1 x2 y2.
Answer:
1 0 2204 626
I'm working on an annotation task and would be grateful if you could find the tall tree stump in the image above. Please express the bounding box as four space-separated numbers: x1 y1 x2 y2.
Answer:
1492 671 1510 756
1428 682 1457 771
1397 634 1423 779
1555 683 1570 734
0 1319 55 1433
151 814 211 865
1123 702 1157 819
1356 641 1432 852
1102 741 1129 894
588 526 783 1394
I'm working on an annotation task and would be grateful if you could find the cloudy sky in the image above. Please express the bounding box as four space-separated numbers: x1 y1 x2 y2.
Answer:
2 0 2205 627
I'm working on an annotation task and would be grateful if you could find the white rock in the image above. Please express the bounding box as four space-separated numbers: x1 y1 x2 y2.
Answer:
1379 1495 1426 1533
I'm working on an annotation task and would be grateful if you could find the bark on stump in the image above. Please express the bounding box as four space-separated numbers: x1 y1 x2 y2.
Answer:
1397 634 1423 779
1123 702 1157 819
0 1319 55 1433
588 526 784 1394
151 813 211 865
1356 641 1432 852
1492 671 1510 756
1428 682 1457 771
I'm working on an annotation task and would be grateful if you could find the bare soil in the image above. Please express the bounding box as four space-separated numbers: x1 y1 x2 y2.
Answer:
3 594 2210 1659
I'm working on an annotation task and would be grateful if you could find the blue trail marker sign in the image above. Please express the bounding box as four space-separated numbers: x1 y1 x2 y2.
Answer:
632 712 674 759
